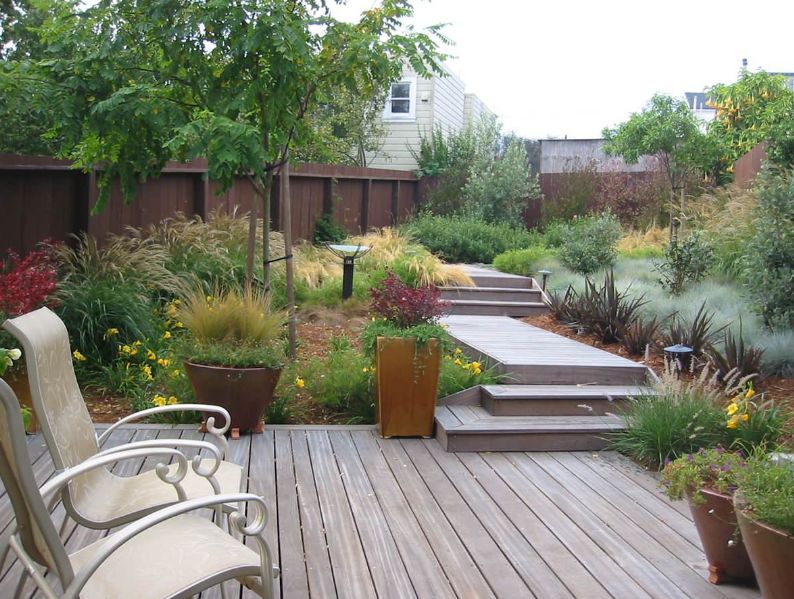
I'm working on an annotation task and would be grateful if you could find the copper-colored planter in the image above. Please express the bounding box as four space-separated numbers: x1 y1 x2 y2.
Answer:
184 361 281 436
736 508 794 599
688 489 755 584
376 337 440 438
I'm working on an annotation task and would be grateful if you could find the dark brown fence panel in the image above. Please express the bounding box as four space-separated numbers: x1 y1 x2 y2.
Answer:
333 179 364 234
368 181 394 229
733 143 767 187
397 181 416 223
287 176 325 241
206 177 258 217
0 170 82 254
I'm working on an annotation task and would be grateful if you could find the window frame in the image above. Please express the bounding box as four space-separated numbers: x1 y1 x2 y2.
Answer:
383 77 417 121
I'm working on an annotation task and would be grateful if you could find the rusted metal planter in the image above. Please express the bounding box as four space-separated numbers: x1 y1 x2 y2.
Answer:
687 489 755 584
376 337 440 438
736 507 794 599
184 361 281 438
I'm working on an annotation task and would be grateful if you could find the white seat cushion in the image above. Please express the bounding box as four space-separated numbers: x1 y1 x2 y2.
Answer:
72 459 244 523
70 514 261 599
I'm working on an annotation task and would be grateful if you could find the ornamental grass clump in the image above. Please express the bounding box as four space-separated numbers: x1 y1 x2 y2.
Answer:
734 455 794 535
362 272 451 357
178 287 286 368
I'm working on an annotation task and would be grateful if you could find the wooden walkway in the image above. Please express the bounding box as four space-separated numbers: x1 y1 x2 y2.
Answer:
442 315 652 385
0 425 759 599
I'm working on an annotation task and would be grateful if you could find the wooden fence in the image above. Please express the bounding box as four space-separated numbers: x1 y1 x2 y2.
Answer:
0 154 420 254
732 143 768 188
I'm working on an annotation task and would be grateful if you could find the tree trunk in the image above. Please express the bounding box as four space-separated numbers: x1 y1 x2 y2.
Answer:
281 156 297 358
261 169 274 292
245 178 261 288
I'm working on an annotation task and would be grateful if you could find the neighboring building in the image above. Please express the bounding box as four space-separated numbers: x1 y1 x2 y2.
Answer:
539 138 658 175
684 91 716 122
367 67 492 171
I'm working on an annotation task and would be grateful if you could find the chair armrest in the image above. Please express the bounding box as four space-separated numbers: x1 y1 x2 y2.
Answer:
40 448 190 507
95 439 223 491
96 403 230 458
63 493 278 599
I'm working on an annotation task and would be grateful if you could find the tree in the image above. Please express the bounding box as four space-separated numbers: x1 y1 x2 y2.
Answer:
708 69 794 166
7 0 446 289
603 94 720 235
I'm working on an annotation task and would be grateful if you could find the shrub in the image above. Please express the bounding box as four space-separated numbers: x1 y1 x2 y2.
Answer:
402 213 537 264
745 167 794 329
734 456 794 535
557 212 622 275
724 384 788 455
620 315 663 356
706 323 765 382
655 232 713 295
609 387 726 469
578 271 647 344
492 246 554 277
369 272 448 328
438 349 501 398
0 244 59 317
661 448 747 502
313 213 347 244
661 302 726 357
547 285 587 326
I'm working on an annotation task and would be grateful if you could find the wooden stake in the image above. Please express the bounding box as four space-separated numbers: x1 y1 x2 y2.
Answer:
281 155 298 358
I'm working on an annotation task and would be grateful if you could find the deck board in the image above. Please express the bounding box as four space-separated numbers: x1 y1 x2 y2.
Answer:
0 425 759 599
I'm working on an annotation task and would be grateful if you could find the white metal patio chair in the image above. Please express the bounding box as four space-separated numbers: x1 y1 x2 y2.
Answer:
0 378 277 599
3 307 244 529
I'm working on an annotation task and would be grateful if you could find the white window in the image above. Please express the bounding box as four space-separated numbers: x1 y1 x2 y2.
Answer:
384 77 416 121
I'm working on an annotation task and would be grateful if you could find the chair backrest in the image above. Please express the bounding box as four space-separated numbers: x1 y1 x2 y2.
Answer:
3 308 99 470
0 379 74 584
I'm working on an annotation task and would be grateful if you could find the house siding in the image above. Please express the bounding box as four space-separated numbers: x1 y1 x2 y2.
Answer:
464 94 491 125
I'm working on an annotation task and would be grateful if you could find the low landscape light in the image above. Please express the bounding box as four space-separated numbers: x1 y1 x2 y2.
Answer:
326 244 371 300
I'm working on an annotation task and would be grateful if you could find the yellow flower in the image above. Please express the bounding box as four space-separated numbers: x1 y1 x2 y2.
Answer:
104 327 119 338
745 388 755 399
454 347 463 355
141 365 153 380
162 331 172 340
453 358 462 366
133 340 143 347
157 358 171 368
473 367 482 375
119 344 132 355
173 321 184 329
726 416 739 429
362 367 369 373
295 376 305 389
129 347 139 356
152 394 167 407
167 396 179 405
206 295 214 303
170 369 182 379
726 402 739 416
147 349 157 361
740 413 749 422
471 361 481 370
72 350 87 362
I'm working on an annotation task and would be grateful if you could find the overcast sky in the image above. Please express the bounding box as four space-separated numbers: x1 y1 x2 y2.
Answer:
334 0 794 139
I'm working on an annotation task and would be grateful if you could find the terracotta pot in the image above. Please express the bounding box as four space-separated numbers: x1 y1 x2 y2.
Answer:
687 489 755 584
735 507 794 599
3 367 38 433
376 337 440 438
183 361 281 435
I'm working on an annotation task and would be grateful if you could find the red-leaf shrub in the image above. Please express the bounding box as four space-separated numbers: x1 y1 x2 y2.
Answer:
0 244 59 317
370 272 448 329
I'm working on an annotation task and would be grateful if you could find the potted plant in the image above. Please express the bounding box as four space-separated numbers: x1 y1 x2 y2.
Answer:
661 447 756 584
362 272 450 437
733 455 794 599
178 287 286 438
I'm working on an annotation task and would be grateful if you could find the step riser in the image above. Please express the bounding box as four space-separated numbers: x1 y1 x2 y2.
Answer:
496 365 649 386
441 289 543 302
448 303 548 317
483 396 628 417
438 430 613 452
469 275 533 290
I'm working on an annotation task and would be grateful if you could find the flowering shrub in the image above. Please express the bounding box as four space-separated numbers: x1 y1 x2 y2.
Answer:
0 347 22 376
724 384 787 454
661 447 746 503
0 245 58 316
369 272 448 329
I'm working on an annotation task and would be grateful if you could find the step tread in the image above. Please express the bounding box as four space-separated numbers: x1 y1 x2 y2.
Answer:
437 405 624 434
440 286 540 293
482 384 653 400
448 299 547 307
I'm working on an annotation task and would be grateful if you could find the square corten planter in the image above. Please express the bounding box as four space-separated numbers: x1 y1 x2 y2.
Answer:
376 337 440 438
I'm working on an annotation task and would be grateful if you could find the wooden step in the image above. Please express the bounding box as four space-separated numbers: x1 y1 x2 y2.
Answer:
435 405 623 452
440 286 543 303
447 299 548 317
481 384 652 416
468 273 534 290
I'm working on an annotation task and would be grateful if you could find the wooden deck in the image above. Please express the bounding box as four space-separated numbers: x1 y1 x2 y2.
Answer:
442 315 652 385
0 425 760 599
